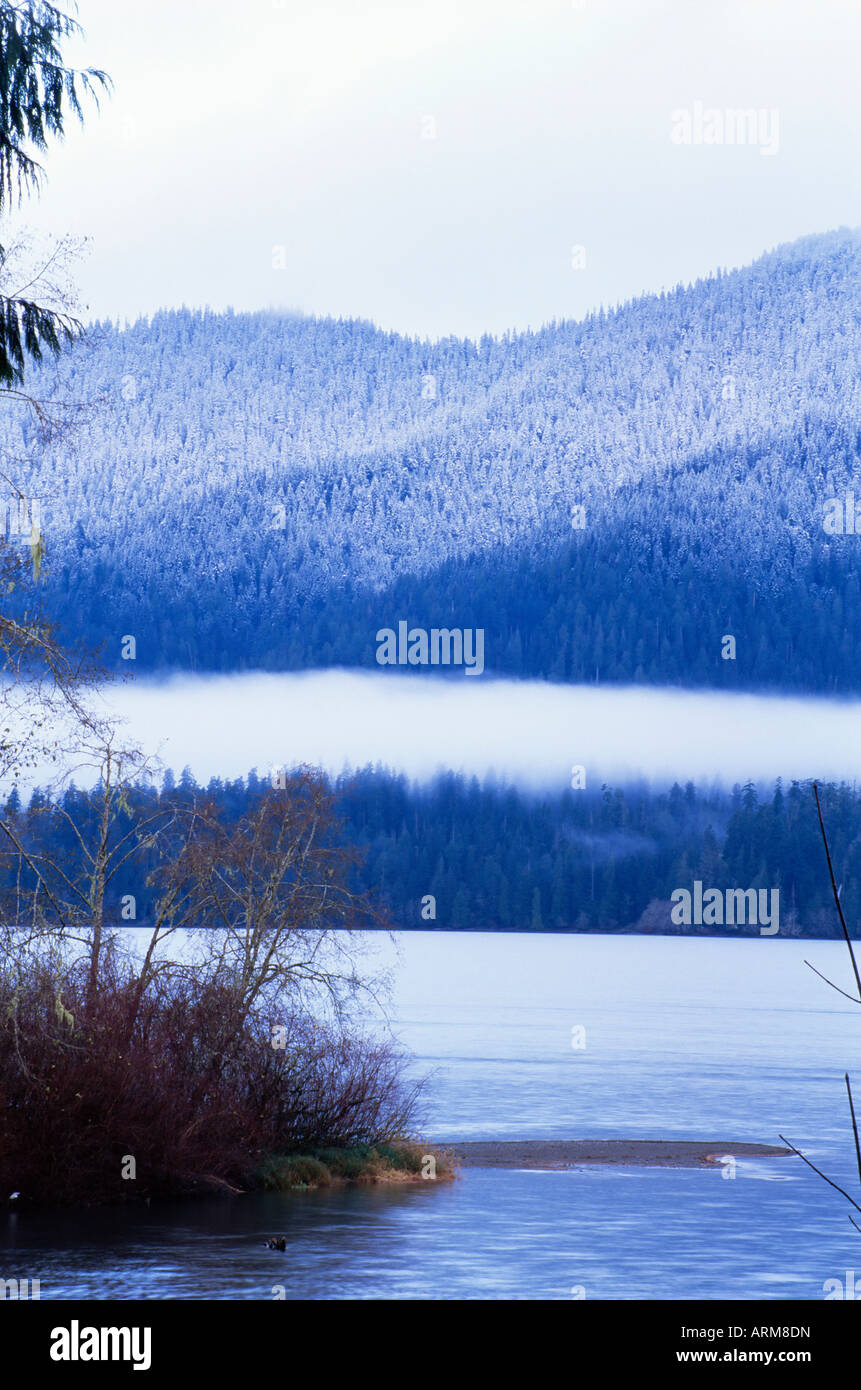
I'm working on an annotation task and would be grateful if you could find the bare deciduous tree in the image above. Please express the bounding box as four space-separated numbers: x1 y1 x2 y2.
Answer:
154 769 390 1031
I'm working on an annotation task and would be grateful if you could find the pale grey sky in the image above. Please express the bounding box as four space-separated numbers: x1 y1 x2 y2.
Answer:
20 0 861 339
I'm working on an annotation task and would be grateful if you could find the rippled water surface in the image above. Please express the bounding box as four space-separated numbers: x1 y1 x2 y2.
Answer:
4 933 860 1300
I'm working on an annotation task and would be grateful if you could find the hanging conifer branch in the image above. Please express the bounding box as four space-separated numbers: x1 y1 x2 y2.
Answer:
0 2 109 385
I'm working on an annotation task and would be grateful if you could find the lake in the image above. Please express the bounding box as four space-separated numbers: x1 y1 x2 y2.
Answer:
3 932 860 1300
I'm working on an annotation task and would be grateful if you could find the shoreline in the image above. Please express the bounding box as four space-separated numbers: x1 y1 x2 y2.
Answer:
0 1140 792 1209
443 1139 792 1169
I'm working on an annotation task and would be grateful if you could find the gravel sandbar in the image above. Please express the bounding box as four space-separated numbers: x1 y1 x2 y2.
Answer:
445 1139 791 1169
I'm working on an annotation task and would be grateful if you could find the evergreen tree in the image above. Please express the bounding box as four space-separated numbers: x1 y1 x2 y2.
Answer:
0 2 108 384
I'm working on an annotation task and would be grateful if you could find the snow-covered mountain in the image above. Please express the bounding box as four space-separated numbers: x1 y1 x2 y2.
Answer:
4 228 860 689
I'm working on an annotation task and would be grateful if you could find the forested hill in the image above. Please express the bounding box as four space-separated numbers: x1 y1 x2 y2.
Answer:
5 772 859 938
5 228 861 690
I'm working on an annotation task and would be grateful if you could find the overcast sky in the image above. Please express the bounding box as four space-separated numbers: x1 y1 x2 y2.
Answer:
21 0 861 339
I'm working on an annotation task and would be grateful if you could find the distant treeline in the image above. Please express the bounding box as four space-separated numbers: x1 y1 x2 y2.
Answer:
4 769 858 937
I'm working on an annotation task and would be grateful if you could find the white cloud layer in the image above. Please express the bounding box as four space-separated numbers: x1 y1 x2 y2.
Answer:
86 670 861 790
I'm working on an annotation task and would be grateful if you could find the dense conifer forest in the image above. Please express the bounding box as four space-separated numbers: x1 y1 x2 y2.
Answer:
2 229 860 691
4 770 858 938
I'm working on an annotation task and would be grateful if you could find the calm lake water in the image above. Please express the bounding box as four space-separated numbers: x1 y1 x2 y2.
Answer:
3 932 861 1301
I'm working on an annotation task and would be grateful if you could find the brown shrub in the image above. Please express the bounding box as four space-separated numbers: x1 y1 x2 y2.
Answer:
0 957 424 1205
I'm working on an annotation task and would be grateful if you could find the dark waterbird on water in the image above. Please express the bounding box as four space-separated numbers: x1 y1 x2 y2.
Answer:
265 1237 287 1251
